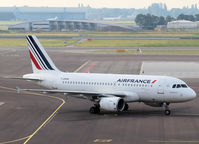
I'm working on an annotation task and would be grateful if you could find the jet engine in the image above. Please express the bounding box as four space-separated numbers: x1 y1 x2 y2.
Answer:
99 97 125 112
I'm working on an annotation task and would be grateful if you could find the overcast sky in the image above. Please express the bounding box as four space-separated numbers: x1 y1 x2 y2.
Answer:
1 0 199 9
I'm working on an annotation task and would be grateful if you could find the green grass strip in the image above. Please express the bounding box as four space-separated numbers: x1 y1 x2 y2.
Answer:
76 39 199 47
94 49 199 55
0 39 79 47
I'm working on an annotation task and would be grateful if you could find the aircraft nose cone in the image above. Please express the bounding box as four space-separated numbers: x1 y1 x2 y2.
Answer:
189 89 197 100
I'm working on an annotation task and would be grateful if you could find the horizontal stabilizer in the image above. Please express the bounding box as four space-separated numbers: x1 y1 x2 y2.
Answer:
2 76 42 82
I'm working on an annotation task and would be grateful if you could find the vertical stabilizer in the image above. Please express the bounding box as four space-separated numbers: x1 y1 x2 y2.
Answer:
26 35 59 73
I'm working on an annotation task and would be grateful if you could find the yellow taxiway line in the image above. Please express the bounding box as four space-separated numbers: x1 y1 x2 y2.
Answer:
0 85 65 144
0 61 89 144
93 139 112 143
0 135 31 144
23 91 65 144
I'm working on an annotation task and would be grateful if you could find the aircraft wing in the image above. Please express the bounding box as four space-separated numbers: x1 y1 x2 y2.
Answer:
16 88 136 99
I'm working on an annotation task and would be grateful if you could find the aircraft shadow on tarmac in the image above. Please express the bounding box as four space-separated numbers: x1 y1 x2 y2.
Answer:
56 106 199 122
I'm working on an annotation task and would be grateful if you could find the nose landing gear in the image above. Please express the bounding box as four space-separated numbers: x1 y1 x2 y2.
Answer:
165 109 171 115
162 102 171 115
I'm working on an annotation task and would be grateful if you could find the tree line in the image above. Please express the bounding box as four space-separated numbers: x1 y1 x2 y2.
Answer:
135 13 199 30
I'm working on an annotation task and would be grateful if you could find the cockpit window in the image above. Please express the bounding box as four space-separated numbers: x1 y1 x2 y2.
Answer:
177 84 181 88
172 84 188 88
172 84 176 88
181 84 188 88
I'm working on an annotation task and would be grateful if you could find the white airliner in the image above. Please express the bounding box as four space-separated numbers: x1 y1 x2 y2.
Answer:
18 35 196 115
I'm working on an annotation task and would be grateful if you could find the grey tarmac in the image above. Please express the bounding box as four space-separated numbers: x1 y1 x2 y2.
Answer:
0 48 199 144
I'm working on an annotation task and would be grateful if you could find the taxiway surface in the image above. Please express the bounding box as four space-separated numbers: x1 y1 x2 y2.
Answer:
0 48 199 144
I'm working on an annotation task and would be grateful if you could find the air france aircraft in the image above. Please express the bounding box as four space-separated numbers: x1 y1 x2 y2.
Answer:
18 35 197 115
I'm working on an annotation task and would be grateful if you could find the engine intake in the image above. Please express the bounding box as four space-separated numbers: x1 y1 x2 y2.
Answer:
99 97 125 112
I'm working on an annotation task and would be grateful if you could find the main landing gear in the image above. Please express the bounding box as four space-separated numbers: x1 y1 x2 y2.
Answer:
89 104 100 114
162 102 171 115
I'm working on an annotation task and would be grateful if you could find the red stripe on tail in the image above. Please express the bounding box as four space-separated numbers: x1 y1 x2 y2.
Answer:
29 50 42 70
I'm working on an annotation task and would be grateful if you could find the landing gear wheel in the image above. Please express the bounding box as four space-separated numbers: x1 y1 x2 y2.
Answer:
95 106 100 113
123 103 129 111
162 102 171 116
164 110 171 115
89 107 96 114
89 106 100 114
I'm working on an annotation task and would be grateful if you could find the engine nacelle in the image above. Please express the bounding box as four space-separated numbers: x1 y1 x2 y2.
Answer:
99 97 125 112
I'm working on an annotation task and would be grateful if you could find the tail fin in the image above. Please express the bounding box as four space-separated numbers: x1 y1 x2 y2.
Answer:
26 35 59 73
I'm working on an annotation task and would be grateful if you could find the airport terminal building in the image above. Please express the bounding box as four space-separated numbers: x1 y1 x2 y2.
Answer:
8 20 137 32
167 20 199 29
0 7 85 21
4 6 138 32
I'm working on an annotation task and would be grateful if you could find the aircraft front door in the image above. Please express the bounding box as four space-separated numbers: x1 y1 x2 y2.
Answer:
157 83 164 94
